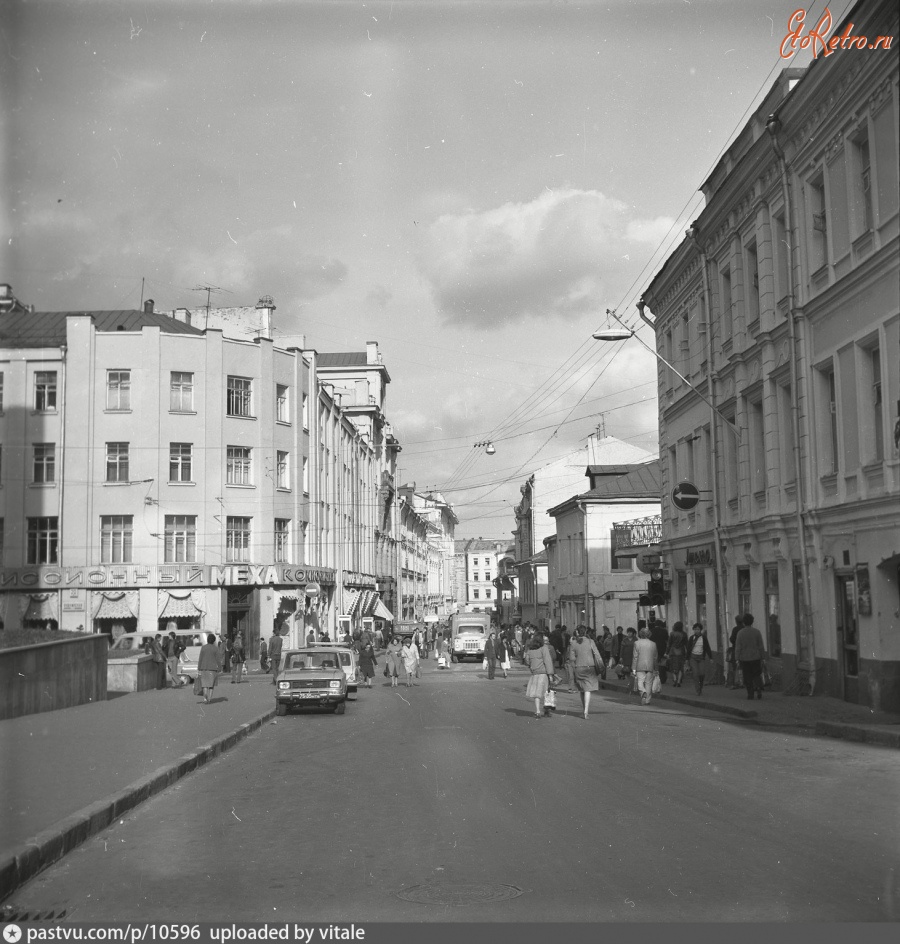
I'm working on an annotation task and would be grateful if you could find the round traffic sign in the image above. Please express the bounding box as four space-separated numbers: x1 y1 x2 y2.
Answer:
672 481 700 510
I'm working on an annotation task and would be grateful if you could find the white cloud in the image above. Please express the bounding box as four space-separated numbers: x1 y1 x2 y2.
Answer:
419 189 674 329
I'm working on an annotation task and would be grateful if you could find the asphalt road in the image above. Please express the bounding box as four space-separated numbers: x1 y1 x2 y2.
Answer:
8 661 900 922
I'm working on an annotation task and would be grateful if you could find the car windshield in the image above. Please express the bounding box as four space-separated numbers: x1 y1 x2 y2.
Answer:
286 653 340 670
458 625 486 634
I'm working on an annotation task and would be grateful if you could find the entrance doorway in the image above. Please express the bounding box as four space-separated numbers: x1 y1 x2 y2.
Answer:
226 589 254 666
835 574 859 702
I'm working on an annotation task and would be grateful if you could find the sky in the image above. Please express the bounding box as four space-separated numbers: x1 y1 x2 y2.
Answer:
1 0 826 543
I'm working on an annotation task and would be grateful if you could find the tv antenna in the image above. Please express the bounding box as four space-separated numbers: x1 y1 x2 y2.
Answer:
191 284 232 316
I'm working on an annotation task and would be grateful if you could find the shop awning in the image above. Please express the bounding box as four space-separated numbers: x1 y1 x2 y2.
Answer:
159 594 202 619
23 593 58 623
342 589 361 616
94 593 135 620
373 598 394 621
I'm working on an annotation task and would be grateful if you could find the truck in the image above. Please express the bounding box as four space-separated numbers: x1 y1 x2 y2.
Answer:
450 612 492 662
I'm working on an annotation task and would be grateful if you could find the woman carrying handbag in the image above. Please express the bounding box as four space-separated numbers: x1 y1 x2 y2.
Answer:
523 633 555 719
566 627 605 719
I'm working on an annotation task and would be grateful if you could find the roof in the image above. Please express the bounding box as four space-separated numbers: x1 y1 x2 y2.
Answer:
316 352 369 368
453 538 507 555
1 310 205 348
547 460 662 516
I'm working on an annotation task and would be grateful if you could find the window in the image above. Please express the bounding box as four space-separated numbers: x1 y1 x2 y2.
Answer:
764 565 782 657
737 567 751 618
745 241 760 324
33 443 55 484
872 347 884 462
610 529 632 572
106 442 129 483
276 451 289 489
226 446 252 485
106 370 131 410
472 589 480 599
227 377 252 417
276 384 289 422
485 588 492 599
35 371 57 411
302 394 309 429
169 443 192 483
165 515 196 563
226 516 251 562
27 516 58 564
473 572 479 582
101 515 133 563
170 372 194 412
825 368 839 474
853 131 873 234
749 398 766 493
720 267 733 342
302 456 309 493
696 571 707 626
274 518 290 563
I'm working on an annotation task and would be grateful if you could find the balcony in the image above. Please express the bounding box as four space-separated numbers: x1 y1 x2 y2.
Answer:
612 515 663 555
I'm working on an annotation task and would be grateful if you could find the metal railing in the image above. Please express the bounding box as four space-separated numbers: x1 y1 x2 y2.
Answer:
612 514 662 549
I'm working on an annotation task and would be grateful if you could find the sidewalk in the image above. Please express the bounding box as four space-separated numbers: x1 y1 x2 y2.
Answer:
2 660 898 903
1 668 276 901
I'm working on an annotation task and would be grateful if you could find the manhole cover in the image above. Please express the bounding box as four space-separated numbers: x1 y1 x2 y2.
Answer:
397 883 523 906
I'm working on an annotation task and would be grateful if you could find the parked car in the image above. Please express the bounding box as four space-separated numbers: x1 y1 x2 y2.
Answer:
306 642 359 697
108 629 206 681
275 648 349 715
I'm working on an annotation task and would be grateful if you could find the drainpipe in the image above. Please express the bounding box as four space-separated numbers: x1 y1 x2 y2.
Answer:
767 113 816 694
577 501 591 632
685 226 730 669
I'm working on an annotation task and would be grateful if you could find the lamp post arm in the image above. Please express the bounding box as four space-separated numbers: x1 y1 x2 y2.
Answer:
609 311 740 439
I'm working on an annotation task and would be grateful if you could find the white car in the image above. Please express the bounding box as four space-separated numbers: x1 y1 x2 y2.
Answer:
108 630 206 681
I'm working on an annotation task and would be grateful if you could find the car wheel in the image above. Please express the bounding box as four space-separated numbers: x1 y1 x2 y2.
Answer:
334 702 346 715
275 702 287 716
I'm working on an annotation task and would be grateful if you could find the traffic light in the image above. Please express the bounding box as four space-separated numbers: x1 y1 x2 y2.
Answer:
638 593 651 607
647 571 667 606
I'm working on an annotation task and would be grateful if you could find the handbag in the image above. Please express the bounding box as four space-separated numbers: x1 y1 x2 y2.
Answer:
482 658 489 670
437 655 447 667
383 664 390 677
761 662 772 688
651 673 661 694
544 689 557 709
193 675 203 695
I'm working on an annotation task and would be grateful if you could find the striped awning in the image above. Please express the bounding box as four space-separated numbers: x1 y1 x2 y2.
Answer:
373 598 394 621
23 593 58 623
342 589 361 616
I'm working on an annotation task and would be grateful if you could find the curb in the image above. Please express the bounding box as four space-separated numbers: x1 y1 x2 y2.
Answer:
596 679 759 720
0 707 276 903
816 721 900 748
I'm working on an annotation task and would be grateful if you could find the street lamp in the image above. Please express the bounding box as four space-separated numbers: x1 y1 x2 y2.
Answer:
474 440 496 455
593 308 738 437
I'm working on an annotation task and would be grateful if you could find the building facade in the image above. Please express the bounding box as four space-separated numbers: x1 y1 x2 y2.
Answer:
545 462 662 632
642 0 899 710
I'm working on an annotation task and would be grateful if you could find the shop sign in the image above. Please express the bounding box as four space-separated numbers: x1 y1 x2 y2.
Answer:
684 544 715 568
0 564 336 590
343 570 377 588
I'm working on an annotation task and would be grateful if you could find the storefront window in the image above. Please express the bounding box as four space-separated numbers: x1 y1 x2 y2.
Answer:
737 567 751 620
764 565 782 657
696 571 707 626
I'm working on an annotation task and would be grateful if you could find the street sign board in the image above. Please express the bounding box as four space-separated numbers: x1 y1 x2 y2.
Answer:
635 549 662 574
672 481 700 510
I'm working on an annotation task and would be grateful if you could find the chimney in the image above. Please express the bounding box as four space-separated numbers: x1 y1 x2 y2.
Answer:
143 298 154 313
366 340 379 364
174 308 192 325
256 295 275 340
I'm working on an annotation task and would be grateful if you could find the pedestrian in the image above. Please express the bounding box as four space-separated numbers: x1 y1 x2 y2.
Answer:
549 624 565 668
385 635 403 687
566 626 605 719
230 631 245 684
632 627 659 706
269 631 283 685
649 619 670 685
735 613 767 700
305 627 316 647
374 626 384 650
496 632 511 678
617 627 637 679
483 630 499 679
150 633 167 690
599 626 614 667
524 633 556 719
726 616 743 689
563 629 577 692
355 636 377 688
666 621 688 688
164 629 184 687
400 637 420 687
611 626 625 665
686 622 713 694
259 634 269 673
196 633 222 704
